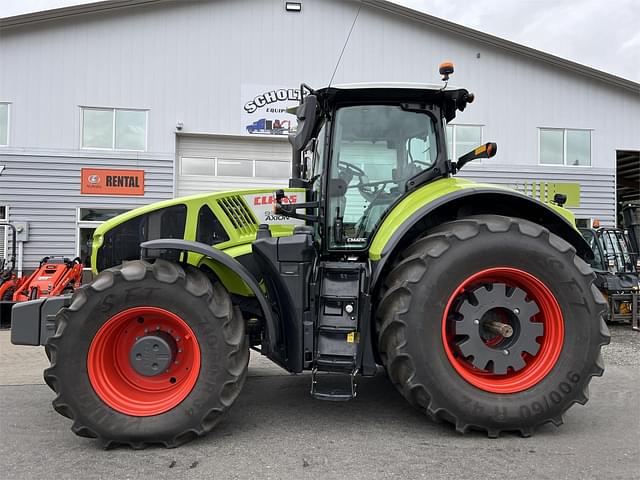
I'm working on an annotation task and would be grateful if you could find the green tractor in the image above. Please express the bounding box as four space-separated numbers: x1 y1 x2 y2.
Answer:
12 68 609 447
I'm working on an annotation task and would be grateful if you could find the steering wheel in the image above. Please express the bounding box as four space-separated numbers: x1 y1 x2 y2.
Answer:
337 160 366 181
338 160 396 203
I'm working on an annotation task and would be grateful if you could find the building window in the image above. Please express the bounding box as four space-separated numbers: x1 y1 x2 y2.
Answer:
0 103 9 146
180 156 289 179
76 207 129 269
446 124 482 160
81 107 147 151
539 128 591 166
217 159 253 177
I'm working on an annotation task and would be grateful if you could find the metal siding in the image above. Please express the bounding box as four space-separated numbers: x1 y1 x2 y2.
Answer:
0 152 172 269
0 0 637 159
459 165 616 226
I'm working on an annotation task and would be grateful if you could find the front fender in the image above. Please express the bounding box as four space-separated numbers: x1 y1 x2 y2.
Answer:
141 239 280 362
369 178 591 290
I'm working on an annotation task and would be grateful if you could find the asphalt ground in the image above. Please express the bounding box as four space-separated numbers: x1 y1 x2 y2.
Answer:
0 325 638 480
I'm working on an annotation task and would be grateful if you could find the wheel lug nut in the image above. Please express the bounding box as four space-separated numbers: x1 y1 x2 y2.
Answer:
514 308 520 315
503 349 509 356
473 319 480 325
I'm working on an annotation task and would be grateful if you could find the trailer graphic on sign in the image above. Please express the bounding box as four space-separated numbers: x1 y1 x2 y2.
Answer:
241 84 302 136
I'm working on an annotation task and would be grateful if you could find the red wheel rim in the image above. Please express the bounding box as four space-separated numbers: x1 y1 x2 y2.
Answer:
442 267 564 394
88 307 201 416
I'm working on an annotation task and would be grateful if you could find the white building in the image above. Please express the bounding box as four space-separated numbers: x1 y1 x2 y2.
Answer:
1 0 639 271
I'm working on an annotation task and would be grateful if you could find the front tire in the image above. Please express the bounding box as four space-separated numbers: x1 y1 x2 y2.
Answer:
376 215 610 437
44 259 248 448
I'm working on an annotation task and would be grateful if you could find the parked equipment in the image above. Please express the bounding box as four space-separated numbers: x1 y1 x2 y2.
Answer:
11 64 609 448
1 247 83 326
580 226 640 330
622 203 640 258
12 256 83 302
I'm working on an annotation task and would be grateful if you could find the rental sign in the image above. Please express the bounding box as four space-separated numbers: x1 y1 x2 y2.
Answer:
81 168 145 196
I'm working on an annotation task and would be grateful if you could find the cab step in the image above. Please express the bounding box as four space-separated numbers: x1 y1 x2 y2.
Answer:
311 367 358 401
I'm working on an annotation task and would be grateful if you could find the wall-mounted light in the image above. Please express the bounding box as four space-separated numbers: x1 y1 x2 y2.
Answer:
285 2 302 12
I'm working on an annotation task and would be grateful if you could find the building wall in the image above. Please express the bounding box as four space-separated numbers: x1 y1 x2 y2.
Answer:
1 0 638 157
1 0 638 267
0 152 173 269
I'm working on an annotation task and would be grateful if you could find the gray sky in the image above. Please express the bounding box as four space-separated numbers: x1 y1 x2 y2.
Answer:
1 0 638 82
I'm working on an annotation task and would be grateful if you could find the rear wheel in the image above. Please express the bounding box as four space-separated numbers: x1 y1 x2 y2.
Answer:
376 215 610 437
44 259 248 448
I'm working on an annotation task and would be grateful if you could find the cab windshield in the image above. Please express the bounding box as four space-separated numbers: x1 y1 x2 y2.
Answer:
327 104 439 249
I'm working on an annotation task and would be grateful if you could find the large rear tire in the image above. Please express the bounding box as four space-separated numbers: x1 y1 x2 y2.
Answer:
376 215 610 437
44 259 248 448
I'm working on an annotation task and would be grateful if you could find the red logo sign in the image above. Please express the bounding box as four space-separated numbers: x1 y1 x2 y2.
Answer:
253 194 298 206
81 168 145 196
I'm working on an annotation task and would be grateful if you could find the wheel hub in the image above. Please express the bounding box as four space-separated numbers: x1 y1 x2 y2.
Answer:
88 306 201 416
129 331 177 377
454 283 544 374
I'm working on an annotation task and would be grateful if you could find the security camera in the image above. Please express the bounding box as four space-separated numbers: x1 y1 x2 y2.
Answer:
176 121 184 131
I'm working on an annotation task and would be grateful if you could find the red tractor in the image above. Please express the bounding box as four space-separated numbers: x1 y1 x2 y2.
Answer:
12 256 84 302
0 221 84 326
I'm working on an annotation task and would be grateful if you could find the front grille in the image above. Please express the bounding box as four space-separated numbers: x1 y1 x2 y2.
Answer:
217 196 258 236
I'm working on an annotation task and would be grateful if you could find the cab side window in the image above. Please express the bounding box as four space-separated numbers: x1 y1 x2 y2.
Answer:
196 204 229 245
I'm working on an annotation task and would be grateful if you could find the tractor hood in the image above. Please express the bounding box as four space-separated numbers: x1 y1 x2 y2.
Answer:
90 188 304 275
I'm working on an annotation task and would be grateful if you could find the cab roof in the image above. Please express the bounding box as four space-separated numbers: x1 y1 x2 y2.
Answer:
313 82 473 122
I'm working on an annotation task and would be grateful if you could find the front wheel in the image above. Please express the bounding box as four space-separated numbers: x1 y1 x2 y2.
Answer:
376 215 610 437
44 259 248 448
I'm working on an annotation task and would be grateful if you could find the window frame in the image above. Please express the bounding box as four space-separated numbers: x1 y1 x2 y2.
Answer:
179 156 290 179
538 127 592 167
446 123 484 161
80 106 148 152
0 102 10 147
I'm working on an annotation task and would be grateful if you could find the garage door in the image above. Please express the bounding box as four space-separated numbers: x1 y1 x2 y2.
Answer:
176 134 292 197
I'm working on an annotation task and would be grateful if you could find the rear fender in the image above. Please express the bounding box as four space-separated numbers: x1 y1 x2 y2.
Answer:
369 185 592 291
141 239 283 365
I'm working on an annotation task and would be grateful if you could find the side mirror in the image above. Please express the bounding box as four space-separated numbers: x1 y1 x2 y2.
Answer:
289 95 318 152
454 142 497 172
288 95 318 181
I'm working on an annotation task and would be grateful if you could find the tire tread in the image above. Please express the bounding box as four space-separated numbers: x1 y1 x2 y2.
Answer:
44 259 248 449
376 215 610 437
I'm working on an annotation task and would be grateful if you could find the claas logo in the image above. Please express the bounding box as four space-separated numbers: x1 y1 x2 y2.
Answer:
253 195 298 205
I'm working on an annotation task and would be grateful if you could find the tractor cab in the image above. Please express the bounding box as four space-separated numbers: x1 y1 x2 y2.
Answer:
278 80 485 255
